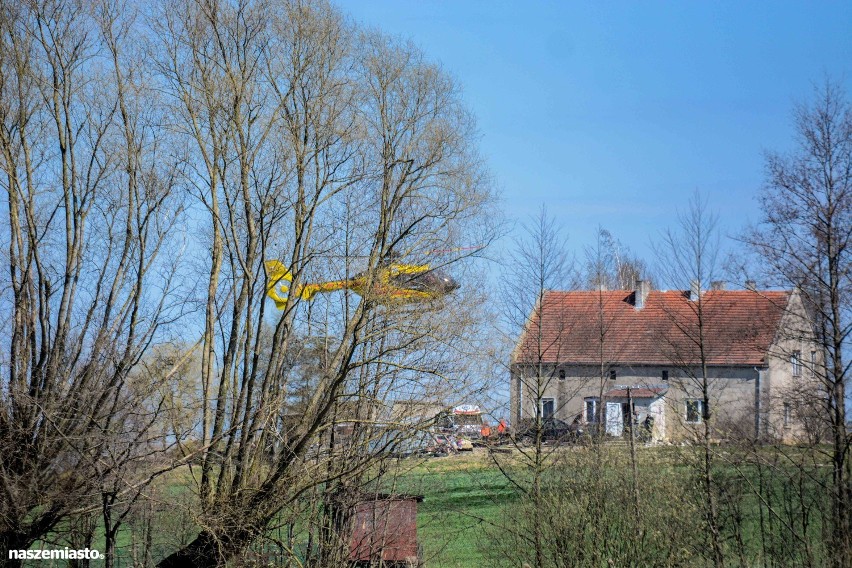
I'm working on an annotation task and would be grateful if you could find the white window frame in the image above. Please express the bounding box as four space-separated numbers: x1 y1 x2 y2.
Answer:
685 399 703 424
783 402 791 427
791 350 802 377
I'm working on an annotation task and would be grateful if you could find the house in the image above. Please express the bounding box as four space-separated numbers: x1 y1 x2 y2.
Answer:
510 281 820 443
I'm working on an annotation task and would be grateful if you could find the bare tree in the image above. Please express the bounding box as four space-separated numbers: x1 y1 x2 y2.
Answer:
584 227 651 292
96 344 200 568
500 206 575 568
0 1 185 564
743 79 852 568
579 228 647 562
149 1 494 566
654 192 726 568
499 219 661 568
582 227 647 438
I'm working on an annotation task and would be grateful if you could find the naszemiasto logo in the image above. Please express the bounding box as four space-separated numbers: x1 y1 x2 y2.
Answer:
8 548 101 560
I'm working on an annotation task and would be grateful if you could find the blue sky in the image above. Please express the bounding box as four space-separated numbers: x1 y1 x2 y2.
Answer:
338 1 852 266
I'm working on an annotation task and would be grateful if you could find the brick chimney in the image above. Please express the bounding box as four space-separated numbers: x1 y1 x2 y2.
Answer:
635 280 650 309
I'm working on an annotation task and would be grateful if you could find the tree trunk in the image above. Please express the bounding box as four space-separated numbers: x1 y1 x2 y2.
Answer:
157 531 227 568
0 531 28 568
627 388 642 529
102 495 116 568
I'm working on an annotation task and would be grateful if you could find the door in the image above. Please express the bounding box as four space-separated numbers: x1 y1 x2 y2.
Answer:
606 402 623 436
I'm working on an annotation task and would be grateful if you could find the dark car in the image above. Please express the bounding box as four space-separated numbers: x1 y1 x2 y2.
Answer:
516 416 585 445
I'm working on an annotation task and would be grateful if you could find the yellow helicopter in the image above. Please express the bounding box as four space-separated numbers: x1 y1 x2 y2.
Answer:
264 253 467 309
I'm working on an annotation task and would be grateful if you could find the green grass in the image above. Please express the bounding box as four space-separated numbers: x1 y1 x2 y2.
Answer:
386 445 833 567
388 453 518 567
25 445 835 567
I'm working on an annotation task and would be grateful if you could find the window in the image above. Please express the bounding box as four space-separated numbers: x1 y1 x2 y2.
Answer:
791 350 802 377
540 398 555 419
810 350 817 377
609 369 617 381
685 400 703 423
585 398 599 423
783 402 791 427
558 369 566 380
661 370 669 381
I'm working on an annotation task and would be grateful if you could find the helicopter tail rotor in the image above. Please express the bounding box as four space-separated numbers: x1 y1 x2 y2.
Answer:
264 260 293 309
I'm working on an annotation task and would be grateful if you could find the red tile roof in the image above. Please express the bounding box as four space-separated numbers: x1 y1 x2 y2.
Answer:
513 289 790 366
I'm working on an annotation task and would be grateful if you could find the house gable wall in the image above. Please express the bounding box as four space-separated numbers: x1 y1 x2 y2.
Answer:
763 290 823 442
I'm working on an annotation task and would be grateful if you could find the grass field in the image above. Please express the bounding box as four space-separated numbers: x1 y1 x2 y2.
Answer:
386 450 518 567
385 444 831 568
26 452 514 567
26 445 832 567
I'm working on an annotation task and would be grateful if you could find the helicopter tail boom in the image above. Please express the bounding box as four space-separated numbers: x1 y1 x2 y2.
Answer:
265 260 356 307
295 279 351 300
